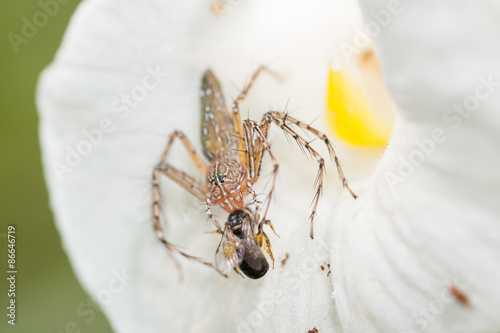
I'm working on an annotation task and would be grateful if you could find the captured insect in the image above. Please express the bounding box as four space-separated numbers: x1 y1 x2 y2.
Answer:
215 208 272 279
152 67 356 278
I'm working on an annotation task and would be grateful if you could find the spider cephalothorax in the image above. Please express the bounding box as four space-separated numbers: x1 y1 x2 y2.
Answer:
207 158 247 212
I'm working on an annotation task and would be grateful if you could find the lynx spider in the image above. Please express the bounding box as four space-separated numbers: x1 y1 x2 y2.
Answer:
151 67 356 276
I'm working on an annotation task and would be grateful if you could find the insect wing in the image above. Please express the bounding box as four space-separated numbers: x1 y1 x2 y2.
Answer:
239 215 260 252
215 225 245 275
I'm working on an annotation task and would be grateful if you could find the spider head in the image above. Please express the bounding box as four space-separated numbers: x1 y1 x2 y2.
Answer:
208 158 247 212
209 162 228 186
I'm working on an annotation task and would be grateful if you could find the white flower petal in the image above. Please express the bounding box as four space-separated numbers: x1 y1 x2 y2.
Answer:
333 1 500 332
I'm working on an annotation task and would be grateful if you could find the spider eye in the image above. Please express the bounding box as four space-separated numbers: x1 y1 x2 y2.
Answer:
209 172 226 185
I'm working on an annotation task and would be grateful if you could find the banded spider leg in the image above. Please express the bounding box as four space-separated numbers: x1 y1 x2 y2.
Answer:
245 111 357 239
152 131 226 277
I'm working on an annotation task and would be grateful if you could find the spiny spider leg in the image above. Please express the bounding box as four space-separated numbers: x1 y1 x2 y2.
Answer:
152 132 226 277
152 168 223 275
265 111 357 199
157 165 206 200
258 111 357 238
253 120 271 180
160 130 208 175
243 120 279 228
242 120 279 239
155 131 218 228
205 198 222 231
245 181 261 213
230 66 271 166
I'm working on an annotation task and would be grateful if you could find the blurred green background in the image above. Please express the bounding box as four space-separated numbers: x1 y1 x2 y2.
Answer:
0 1 112 332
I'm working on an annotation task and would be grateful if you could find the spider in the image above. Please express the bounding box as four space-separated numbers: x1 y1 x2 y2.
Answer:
152 67 356 278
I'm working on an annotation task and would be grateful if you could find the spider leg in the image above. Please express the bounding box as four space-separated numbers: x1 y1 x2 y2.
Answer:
205 197 222 231
157 164 206 200
253 116 272 181
265 111 357 199
260 111 356 239
243 120 279 226
159 130 208 175
152 131 225 276
245 181 263 218
152 165 225 276
243 117 257 182
230 66 270 166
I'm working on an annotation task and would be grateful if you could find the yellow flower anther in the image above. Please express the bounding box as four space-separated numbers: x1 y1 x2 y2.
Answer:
326 49 394 147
